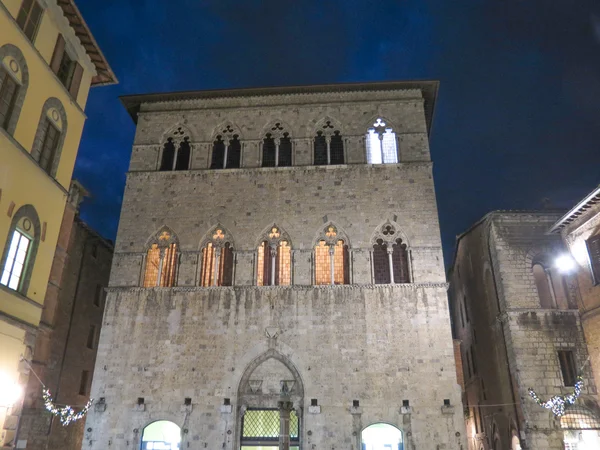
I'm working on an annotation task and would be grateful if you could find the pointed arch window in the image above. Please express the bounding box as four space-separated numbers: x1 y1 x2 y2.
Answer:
142 229 178 287
1 205 40 294
371 223 410 284
314 225 349 285
200 227 234 286
262 123 292 167
257 226 292 286
314 120 344 165
211 124 241 169
366 118 398 164
159 127 191 171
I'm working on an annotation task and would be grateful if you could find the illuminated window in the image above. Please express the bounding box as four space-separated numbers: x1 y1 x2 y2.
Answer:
200 227 234 286
586 235 600 285
257 226 292 286
142 229 178 287
211 124 241 169
141 421 181 450
241 409 299 449
371 223 410 284
262 123 292 167
361 423 403 450
314 225 349 285
314 120 344 165
160 127 191 171
0 206 39 294
366 118 398 164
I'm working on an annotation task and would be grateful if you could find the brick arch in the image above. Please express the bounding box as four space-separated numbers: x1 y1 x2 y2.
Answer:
31 97 68 178
0 43 29 135
0 204 40 295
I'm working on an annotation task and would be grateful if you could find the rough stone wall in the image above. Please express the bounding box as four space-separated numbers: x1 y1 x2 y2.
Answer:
86 86 465 449
18 218 112 450
85 286 464 450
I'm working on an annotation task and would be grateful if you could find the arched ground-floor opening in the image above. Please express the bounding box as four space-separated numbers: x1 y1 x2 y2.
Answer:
361 423 403 450
141 420 181 450
561 407 600 450
240 408 299 450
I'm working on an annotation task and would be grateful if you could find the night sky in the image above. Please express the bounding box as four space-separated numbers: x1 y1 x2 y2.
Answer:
74 0 600 268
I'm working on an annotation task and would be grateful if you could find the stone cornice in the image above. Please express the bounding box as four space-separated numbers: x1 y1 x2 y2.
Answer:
106 282 449 293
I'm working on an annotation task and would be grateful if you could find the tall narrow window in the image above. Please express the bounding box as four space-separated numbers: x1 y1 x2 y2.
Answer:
78 370 89 396
314 225 349 285
160 127 191 171
211 124 242 169
257 226 292 286
371 223 410 284
587 235 600 285
261 123 293 167
200 227 234 286
38 119 60 174
87 325 96 349
0 68 18 130
313 120 344 165
32 99 67 178
0 206 39 294
366 118 398 164
533 263 555 309
49 35 83 98
557 350 577 387
16 0 43 42
142 229 178 287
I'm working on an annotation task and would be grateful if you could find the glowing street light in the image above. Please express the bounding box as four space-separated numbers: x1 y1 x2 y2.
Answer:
554 254 577 274
0 371 22 407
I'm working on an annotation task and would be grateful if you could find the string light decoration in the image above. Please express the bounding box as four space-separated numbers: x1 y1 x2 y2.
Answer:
528 375 584 418
42 388 93 426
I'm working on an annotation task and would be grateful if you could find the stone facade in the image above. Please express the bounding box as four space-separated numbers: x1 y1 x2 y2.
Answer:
550 187 600 399
16 185 113 450
84 82 466 449
449 211 600 450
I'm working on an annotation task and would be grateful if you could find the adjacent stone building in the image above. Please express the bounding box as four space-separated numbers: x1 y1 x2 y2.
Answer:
15 181 113 450
550 186 600 397
449 211 600 450
84 81 466 450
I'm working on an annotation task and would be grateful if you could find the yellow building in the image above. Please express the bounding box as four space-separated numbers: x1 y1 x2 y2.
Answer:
0 0 115 445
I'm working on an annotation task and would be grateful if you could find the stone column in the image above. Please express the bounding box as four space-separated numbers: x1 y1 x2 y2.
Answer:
278 400 294 450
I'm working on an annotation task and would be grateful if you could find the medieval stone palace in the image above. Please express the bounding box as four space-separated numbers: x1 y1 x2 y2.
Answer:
83 81 466 449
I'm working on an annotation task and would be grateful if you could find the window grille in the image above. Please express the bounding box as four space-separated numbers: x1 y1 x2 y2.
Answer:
241 409 299 445
371 223 410 284
561 407 600 429
262 134 276 167
372 239 390 284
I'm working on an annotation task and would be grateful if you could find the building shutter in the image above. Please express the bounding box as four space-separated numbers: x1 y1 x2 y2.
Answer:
586 235 600 285
69 62 83 99
50 34 66 75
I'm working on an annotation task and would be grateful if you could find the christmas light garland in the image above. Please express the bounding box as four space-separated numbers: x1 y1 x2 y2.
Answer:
42 387 93 426
528 375 583 418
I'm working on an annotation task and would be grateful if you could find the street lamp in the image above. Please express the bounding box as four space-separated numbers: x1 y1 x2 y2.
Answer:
554 254 577 274
0 371 22 408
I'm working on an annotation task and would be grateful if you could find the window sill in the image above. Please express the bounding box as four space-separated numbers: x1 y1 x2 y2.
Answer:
0 282 43 309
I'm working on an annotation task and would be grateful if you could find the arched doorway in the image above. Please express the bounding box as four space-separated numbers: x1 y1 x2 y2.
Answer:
561 407 600 449
141 420 181 450
361 423 403 450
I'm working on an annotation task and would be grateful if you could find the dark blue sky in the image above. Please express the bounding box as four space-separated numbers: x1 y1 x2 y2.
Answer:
74 0 600 267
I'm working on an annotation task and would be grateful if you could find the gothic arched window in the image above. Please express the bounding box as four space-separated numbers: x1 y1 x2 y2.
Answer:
0 205 40 294
200 227 234 286
371 223 410 284
159 127 191 171
314 225 349 285
257 226 292 286
366 118 398 164
262 122 292 167
142 228 178 287
211 124 241 169
314 120 344 165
